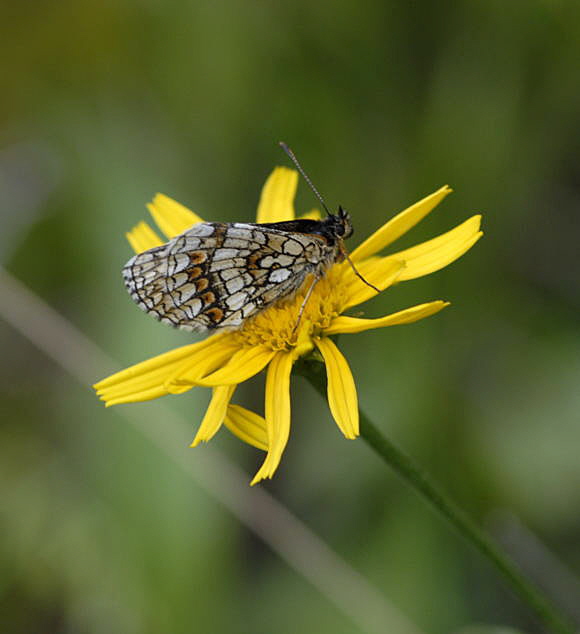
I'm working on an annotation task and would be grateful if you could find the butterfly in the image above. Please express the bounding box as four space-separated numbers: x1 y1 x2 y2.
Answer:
122 209 353 332
122 144 377 332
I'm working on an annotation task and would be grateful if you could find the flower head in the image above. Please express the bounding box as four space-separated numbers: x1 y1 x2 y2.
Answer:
94 168 482 484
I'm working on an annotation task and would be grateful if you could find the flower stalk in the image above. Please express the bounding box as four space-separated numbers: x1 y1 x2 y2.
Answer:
297 357 575 634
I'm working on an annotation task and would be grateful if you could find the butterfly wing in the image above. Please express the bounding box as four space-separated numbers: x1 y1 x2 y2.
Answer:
122 221 330 332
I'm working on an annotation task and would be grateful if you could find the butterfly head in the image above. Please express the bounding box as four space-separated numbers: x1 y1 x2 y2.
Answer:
324 205 353 242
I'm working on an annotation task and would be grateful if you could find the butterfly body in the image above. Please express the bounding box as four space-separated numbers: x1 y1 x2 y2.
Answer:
123 210 353 332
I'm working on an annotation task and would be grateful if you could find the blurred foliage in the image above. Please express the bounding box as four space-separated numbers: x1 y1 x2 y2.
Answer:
1 1 579 633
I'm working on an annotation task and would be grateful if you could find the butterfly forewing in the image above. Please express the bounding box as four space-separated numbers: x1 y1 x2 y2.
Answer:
123 221 336 332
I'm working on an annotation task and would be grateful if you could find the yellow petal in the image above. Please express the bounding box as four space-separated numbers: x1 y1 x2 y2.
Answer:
255 167 298 223
250 351 293 485
389 215 482 281
126 221 164 254
325 301 450 335
102 386 172 407
194 346 277 387
97 364 193 405
224 404 268 451
350 185 453 262
314 338 359 439
164 338 240 391
341 258 404 309
147 193 204 239
299 208 322 220
94 333 229 405
190 385 236 447
94 340 211 391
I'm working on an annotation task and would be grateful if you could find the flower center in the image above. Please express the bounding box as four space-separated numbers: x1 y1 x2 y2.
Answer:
234 266 348 352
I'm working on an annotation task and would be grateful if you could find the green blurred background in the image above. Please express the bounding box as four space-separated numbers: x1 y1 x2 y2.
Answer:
1 1 579 633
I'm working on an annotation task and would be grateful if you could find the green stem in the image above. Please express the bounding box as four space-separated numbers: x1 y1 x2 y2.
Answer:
297 359 575 634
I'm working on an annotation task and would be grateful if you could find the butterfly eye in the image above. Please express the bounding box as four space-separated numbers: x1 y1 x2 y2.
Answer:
336 206 353 239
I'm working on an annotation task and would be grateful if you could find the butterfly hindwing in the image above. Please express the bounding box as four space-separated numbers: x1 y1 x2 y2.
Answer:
123 221 334 332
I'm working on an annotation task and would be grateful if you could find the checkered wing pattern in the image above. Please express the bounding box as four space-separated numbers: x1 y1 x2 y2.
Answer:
123 222 335 332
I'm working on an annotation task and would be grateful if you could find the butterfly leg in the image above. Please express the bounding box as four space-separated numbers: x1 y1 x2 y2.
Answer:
292 274 319 335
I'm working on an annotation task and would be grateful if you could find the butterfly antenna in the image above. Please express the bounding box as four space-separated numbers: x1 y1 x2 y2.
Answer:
279 142 331 216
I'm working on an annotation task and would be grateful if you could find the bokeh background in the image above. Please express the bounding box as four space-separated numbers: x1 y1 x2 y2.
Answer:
1 1 579 633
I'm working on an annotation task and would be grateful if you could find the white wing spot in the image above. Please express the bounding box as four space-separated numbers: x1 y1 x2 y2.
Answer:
183 237 201 250
221 268 241 281
187 298 203 316
226 291 248 311
283 239 303 255
269 268 292 283
260 254 294 268
209 258 246 272
277 254 294 267
260 255 275 268
168 252 191 275
178 283 198 303
213 248 239 261
252 231 266 245
224 237 252 249
135 252 154 263
226 277 244 294
189 224 214 238
228 225 252 239
167 272 188 290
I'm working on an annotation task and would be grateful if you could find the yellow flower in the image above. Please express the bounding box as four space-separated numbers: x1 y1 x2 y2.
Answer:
94 168 482 485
